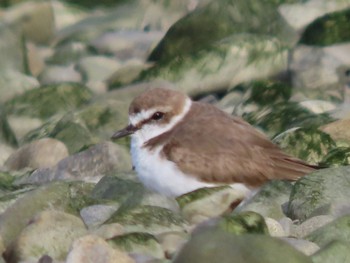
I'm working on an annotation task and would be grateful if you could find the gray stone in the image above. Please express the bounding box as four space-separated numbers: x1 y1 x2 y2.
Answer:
173 228 313 263
311 240 350 263
80 204 119 228
4 211 87 262
39 65 82 85
106 205 188 235
4 138 69 171
237 180 293 220
280 238 319 256
306 215 350 247
108 232 164 260
0 144 15 168
293 215 334 239
157 232 189 259
177 186 247 225
90 30 164 61
288 166 350 221
66 235 135 263
0 70 39 103
16 142 131 185
0 181 93 247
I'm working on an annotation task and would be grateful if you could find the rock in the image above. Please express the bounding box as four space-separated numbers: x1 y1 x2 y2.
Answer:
218 211 269 235
298 100 336 115
5 82 93 119
288 166 350 221
0 181 93 247
306 215 350 247
90 30 164 61
236 180 293 220
106 205 187 235
0 70 39 103
7 116 43 141
0 23 26 73
311 240 350 263
157 232 188 259
292 215 334 239
0 105 17 147
321 146 350 167
245 102 333 138
76 56 121 83
91 223 125 240
265 217 286 237
4 210 87 262
172 228 313 263
43 112 96 154
273 127 335 165
108 232 164 260
279 0 350 32
281 238 319 256
16 142 131 185
39 65 82 85
4 138 69 171
66 235 135 263
321 119 350 146
0 144 15 168
26 42 45 77
3 1 55 44
48 42 90 65
80 204 119 229
299 9 350 46
177 186 246 225
290 44 350 101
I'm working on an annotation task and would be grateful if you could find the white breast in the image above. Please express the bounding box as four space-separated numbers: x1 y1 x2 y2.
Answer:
131 138 217 197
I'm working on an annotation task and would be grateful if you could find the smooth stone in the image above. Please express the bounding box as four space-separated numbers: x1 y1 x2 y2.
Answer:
39 65 82 85
311 240 350 263
4 210 87 262
177 186 246 225
0 70 39 103
66 235 135 263
16 142 131 185
279 217 294 237
321 119 350 145
0 144 15 168
80 204 119 228
76 56 121 82
90 30 164 61
306 215 350 247
108 232 164 260
280 238 320 256
237 180 293 220
106 205 188 235
157 232 189 259
0 181 93 247
90 223 125 240
292 215 334 238
7 116 43 141
172 228 313 263
26 42 45 77
4 138 69 171
5 82 93 119
288 166 350 221
265 217 286 237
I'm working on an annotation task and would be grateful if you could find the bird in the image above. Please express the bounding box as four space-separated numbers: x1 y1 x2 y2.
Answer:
111 87 317 198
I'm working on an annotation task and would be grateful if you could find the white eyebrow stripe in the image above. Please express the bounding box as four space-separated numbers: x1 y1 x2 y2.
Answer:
129 109 157 126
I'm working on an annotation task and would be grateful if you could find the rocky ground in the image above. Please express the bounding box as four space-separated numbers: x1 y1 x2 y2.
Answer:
1 0 350 262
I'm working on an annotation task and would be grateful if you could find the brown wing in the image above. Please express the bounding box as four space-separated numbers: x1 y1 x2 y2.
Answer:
145 102 316 187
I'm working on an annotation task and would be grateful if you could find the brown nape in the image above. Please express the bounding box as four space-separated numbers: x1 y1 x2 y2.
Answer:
129 88 187 116
145 101 319 188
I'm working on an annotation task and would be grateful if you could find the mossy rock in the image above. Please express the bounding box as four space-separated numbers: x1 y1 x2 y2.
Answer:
299 8 350 46
5 82 92 119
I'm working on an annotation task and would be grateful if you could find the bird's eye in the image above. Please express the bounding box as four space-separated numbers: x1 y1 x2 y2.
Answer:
152 112 164 121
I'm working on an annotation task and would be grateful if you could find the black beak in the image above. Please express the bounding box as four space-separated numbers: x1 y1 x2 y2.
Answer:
111 124 139 140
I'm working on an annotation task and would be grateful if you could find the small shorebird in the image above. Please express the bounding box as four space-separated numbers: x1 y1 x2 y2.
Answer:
112 87 316 197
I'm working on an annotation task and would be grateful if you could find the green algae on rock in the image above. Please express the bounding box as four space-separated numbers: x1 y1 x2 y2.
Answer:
273 128 336 165
173 228 313 263
5 82 93 119
288 166 350 222
299 8 350 46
